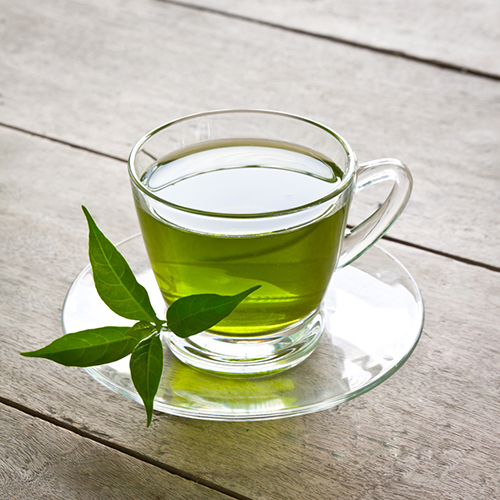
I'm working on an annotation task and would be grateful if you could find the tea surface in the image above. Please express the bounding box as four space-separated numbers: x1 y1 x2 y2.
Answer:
137 140 348 335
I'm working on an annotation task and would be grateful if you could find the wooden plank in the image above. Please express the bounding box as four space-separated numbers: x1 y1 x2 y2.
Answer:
180 0 500 77
1 128 499 499
0 404 234 500
0 0 499 267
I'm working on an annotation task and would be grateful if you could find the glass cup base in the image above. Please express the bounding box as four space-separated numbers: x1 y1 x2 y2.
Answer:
166 309 324 376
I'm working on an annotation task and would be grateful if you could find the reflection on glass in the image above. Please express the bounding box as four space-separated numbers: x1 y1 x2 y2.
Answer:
161 353 296 413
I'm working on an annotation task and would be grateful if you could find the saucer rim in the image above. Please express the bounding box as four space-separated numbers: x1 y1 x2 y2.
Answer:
62 234 424 421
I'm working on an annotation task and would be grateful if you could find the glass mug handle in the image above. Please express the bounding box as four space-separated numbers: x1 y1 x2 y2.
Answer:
337 158 413 269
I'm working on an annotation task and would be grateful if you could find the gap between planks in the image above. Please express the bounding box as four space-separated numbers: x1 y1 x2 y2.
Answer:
2 120 498 275
0 396 254 500
159 0 500 82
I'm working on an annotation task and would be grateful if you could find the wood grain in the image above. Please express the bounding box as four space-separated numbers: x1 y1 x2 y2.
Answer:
178 0 500 76
1 0 499 267
0 404 234 500
1 128 499 499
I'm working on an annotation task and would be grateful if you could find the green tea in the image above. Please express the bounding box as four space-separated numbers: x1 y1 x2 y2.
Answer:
136 139 348 336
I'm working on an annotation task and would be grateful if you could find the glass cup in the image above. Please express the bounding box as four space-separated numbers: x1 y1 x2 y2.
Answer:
128 110 412 375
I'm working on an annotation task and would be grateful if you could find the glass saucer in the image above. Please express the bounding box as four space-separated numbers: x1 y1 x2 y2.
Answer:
62 235 424 421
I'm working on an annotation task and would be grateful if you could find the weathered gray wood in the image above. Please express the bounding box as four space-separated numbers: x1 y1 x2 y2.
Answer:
182 0 500 76
0 404 233 500
1 0 499 267
1 128 499 499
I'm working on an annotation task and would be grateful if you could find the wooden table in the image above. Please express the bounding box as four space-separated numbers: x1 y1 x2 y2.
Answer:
1 1 499 498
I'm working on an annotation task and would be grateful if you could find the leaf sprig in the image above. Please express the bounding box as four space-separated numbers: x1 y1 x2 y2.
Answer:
21 207 260 427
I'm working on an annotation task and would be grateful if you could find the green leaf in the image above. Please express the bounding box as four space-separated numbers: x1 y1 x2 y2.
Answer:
82 206 159 324
130 332 164 427
20 322 155 367
167 285 261 338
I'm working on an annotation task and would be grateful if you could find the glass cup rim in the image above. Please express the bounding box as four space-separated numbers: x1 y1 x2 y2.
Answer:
128 109 357 219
